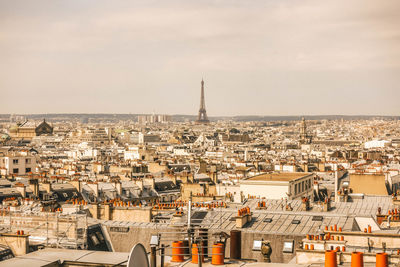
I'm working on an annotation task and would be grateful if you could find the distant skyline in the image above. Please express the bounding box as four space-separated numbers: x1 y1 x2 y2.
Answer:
1 0 399 116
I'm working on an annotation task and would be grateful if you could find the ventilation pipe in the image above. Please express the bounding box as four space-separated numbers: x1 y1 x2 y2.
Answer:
351 252 364 267
325 250 337 267
230 230 241 260
376 253 388 267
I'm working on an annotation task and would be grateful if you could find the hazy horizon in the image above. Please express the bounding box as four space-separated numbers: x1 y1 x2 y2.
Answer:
2 113 399 119
1 0 399 116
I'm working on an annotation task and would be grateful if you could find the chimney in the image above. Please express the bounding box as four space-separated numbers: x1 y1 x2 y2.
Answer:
325 250 337 267
70 180 81 193
199 161 207 174
376 253 388 267
115 181 122 196
304 164 309 172
351 252 364 267
334 170 339 202
213 172 218 184
87 183 99 197
1 233 29 256
189 173 194 184
172 175 177 185
43 183 51 194
136 179 144 190
28 179 39 197
15 184 26 198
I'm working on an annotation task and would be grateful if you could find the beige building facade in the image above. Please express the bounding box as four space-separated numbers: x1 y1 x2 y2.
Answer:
240 172 314 200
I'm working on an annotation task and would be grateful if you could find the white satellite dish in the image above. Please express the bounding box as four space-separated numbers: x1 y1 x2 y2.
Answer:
127 243 149 267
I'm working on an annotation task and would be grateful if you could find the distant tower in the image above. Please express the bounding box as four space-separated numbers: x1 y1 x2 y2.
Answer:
299 117 311 144
196 79 210 124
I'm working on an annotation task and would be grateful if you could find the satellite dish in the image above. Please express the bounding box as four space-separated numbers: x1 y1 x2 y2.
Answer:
127 243 149 267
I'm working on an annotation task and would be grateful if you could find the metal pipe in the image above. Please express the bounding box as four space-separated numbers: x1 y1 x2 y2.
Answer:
334 169 339 202
230 230 241 260
199 228 208 258
160 244 165 267
150 246 156 267
198 242 202 267
188 200 192 227
182 239 189 257
46 212 49 246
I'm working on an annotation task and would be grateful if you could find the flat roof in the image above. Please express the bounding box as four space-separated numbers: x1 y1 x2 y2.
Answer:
1 248 129 267
247 172 311 182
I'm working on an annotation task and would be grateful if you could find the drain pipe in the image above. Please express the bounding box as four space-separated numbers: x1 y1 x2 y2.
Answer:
334 170 339 203
387 215 392 229
187 200 192 228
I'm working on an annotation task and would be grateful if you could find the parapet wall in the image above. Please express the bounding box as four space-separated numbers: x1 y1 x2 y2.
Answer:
106 224 303 263
88 204 152 223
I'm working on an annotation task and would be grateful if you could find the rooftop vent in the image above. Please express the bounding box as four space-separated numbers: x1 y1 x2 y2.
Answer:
312 216 323 221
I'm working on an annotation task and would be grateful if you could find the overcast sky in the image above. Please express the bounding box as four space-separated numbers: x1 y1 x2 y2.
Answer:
0 0 399 116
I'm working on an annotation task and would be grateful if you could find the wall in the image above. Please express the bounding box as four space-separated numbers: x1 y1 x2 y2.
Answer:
148 163 167 173
330 231 400 248
0 234 29 256
240 183 289 199
181 184 204 200
297 250 400 264
350 174 388 195
88 204 152 223
0 156 36 175
216 184 241 203
181 183 218 201
4 213 78 240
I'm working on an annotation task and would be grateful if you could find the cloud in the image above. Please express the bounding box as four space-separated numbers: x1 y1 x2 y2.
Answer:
0 0 399 115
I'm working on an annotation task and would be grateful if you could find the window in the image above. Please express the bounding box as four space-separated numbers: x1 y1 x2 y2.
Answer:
95 231 104 241
252 240 262 251
312 216 323 221
25 159 31 164
283 240 294 253
263 218 273 223
25 168 31 173
13 159 18 164
90 234 100 246
13 168 18 174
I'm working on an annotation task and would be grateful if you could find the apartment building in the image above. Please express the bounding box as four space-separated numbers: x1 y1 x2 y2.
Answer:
0 152 37 175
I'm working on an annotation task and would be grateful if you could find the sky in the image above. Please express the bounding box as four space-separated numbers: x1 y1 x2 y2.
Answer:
0 0 399 116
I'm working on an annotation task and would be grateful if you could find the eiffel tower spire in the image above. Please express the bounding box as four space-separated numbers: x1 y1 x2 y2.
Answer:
196 79 210 124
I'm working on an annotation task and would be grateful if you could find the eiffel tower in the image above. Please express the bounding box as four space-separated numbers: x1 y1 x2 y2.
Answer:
196 79 210 124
